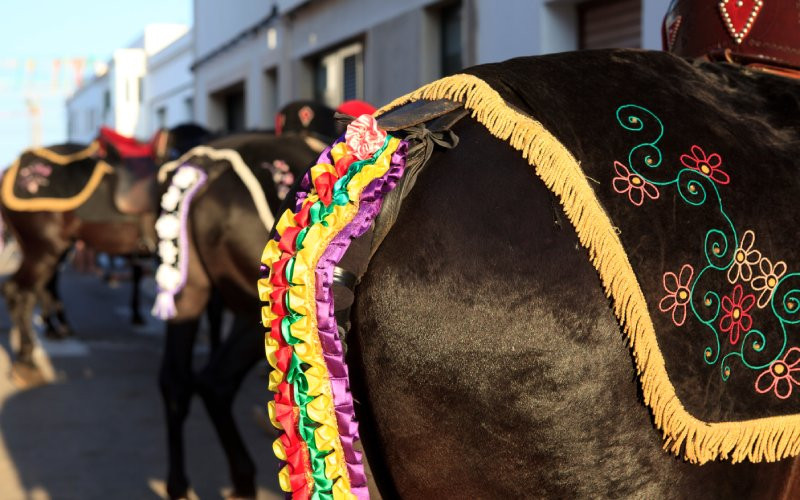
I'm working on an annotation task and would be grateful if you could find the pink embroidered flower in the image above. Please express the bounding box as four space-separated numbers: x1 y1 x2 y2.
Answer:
755 347 800 400
719 284 756 345
611 161 659 206
727 230 761 284
345 114 386 161
751 257 787 309
659 264 694 326
679 145 730 184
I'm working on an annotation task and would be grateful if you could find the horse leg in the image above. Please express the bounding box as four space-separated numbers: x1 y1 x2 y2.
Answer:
39 261 74 339
205 288 224 354
159 319 200 499
159 238 211 499
195 315 263 498
130 258 145 325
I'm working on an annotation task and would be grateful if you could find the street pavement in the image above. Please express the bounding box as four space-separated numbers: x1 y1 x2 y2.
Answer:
0 260 283 500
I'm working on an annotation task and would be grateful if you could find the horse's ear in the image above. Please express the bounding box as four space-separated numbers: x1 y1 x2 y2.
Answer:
150 128 170 166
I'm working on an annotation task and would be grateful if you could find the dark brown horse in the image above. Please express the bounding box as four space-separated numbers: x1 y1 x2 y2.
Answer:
1 124 210 375
155 131 323 499
264 51 800 498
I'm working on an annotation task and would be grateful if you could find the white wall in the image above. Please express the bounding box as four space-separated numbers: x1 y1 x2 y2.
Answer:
111 49 147 138
66 74 110 144
194 0 274 59
145 30 194 135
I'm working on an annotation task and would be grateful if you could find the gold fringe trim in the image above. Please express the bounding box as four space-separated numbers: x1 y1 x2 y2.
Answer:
1 144 112 212
378 74 800 465
29 141 99 165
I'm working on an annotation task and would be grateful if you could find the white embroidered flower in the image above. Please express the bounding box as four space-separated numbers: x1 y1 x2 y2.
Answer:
173 166 200 189
155 214 181 240
158 241 179 265
161 185 182 212
155 263 182 292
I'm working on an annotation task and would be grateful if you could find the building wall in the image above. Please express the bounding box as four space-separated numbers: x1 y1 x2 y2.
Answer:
66 74 110 144
145 30 195 136
111 49 147 138
191 0 668 133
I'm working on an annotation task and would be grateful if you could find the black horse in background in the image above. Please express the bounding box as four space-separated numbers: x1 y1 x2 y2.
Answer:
0 124 210 383
155 101 336 499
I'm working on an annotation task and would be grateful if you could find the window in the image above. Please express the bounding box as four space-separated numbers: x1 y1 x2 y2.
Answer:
440 2 463 76
103 90 110 116
184 97 194 122
225 88 245 133
312 42 364 107
579 0 641 49
156 107 167 128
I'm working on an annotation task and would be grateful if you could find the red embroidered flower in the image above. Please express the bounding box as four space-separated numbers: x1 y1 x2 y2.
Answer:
659 264 694 326
679 145 730 185
755 347 800 400
719 284 756 345
611 161 659 206
345 114 386 161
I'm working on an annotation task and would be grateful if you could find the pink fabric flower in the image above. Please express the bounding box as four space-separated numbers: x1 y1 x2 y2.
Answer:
755 347 800 400
679 145 730 185
611 161 659 206
659 264 694 326
345 114 386 161
720 284 756 345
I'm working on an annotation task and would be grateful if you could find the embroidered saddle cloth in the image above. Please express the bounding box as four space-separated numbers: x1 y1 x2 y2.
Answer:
377 49 800 465
1 143 112 212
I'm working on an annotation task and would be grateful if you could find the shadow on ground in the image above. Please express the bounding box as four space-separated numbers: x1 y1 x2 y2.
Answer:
0 266 282 499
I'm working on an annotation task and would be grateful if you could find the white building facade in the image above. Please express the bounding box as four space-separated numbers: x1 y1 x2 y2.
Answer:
144 29 195 135
66 24 191 143
191 0 668 133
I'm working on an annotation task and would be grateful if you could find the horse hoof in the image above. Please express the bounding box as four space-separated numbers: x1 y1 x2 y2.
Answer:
132 315 146 326
10 360 48 389
45 327 72 340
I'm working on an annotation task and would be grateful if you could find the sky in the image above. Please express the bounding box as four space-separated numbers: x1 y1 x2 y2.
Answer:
0 0 192 166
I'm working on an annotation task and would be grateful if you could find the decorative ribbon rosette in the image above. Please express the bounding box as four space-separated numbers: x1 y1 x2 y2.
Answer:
153 164 208 319
258 114 407 499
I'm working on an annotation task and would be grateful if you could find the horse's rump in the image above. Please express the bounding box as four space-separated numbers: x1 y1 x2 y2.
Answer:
260 49 800 497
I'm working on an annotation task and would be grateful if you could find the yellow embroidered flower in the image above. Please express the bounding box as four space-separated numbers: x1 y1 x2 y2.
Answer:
751 257 787 309
727 230 761 284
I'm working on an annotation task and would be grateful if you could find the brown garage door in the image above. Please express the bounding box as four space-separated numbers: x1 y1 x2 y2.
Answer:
579 0 642 49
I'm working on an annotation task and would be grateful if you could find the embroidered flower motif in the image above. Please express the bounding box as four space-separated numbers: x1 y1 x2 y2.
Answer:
611 161 660 206
18 163 53 194
755 348 800 400
727 230 761 284
345 114 386 160
679 145 730 184
751 257 787 309
720 284 756 345
659 264 694 326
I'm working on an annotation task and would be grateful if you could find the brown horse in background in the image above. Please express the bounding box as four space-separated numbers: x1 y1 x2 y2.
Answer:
1 124 210 378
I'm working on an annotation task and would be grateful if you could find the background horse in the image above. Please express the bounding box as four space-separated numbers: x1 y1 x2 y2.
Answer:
156 131 324 499
1 124 210 377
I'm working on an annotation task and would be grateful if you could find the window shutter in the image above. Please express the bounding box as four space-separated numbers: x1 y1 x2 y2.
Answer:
579 0 642 50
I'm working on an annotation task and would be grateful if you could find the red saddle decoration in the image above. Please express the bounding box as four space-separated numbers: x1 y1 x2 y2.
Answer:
98 127 156 159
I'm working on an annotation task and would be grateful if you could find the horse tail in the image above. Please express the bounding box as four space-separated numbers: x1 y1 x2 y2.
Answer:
151 163 208 320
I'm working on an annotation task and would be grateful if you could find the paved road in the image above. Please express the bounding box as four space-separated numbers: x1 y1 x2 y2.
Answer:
0 261 282 500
